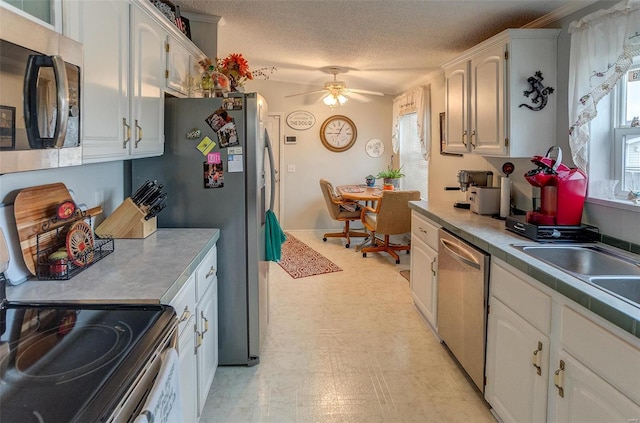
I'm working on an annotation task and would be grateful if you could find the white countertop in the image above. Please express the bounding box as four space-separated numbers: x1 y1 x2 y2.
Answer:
409 200 640 336
6 228 220 305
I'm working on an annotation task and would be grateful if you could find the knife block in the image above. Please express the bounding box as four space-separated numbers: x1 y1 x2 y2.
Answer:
95 198 157 239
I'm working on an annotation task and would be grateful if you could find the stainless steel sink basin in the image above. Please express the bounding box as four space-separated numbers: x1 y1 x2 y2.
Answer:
588 276 640 305
512 244 640 307
514 245 640 276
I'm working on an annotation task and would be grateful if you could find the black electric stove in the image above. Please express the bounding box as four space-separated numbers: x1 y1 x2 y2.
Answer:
0 275 176 422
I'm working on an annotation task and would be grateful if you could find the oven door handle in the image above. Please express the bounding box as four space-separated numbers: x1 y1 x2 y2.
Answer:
440 238 481 269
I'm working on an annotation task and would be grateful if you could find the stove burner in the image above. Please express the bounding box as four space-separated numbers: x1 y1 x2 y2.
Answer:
11 323 132 383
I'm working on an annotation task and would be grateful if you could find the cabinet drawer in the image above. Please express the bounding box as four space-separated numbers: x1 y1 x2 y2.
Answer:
171 273 196 337
490 260 551 335
196 245 217 300
411 212 440 250
560 306 640 405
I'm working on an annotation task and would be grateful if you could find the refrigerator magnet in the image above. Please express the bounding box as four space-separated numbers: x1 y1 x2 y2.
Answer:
186 128 201 140
196 136 216 155
204 162 224 188
218 121 239 148
207 152 221 164
205 108 232 132
228 154 243 172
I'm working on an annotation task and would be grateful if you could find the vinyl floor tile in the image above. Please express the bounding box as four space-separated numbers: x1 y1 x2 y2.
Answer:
201 230 495 423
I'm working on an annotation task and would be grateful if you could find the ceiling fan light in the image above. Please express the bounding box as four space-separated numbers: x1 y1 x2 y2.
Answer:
323 95 338 106
337 94 348 105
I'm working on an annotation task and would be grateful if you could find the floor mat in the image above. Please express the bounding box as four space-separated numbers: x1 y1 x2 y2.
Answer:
278 233 342 279
400 270 410 281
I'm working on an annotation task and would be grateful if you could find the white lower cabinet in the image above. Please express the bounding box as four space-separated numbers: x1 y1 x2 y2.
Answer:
486 258 640 422
177 313 198 423
197 277 218 413
170 244 218 421
549 350 640 422
409 212 439 332
485 297 549 423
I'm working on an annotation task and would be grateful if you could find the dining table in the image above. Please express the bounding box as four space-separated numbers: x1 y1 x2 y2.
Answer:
336 185 384 203
336 185 385 250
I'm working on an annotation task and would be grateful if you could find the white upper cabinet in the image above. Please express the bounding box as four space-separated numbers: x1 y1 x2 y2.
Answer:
129 4 166 159
443 29 560 157
166 34 207 98
65 0 206 164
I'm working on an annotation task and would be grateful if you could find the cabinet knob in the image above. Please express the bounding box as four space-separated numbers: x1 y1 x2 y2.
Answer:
553 359 565 398
531 341 543 376
206 267 217 278
179 306 191 323
430 257 437 275
201 311 209 334
195 330 203 349
462 130 468 147
470 130 477 148
134 120 143 147
122 118 131 148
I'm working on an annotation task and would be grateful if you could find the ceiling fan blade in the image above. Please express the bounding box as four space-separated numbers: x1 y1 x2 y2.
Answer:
284 90 326 98
344 92 372 103
348 88 385 96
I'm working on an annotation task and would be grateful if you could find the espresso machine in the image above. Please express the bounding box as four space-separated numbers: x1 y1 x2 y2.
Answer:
506 147 598 241
450 170 497 211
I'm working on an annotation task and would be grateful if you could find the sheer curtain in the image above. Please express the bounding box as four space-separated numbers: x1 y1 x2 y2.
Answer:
391 85 431 159
568 0 640 171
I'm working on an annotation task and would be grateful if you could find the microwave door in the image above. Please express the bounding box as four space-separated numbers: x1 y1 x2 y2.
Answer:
24 55 69 149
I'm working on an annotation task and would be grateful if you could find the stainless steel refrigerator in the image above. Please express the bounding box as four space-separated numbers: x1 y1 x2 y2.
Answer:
131 93 274 366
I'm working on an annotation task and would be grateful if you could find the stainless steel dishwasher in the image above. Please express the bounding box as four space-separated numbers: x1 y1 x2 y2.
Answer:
437 228 490 392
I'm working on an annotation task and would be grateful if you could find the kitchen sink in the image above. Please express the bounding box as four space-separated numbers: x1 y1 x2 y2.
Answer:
512 244 640 307
588 276 640 305
513 244 640 276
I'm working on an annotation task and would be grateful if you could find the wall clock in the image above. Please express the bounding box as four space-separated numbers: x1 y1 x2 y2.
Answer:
319 115 357 152
365 138 384 158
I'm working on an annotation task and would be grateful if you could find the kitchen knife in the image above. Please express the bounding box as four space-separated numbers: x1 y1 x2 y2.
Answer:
137 183 160 207
132 180 156 204
142 184 164 207
145 192 167 211
145 203 166 220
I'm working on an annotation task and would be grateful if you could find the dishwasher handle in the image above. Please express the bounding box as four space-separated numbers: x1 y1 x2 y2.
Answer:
440 237 481 269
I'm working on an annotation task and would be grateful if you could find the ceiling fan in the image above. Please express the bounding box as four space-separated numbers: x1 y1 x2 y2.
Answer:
285 67 384 107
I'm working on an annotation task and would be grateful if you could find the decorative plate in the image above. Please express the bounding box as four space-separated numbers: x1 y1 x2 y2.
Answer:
66 221 95 267
365 138 384 158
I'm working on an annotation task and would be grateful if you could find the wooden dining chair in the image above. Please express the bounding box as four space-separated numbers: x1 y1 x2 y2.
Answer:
319 179 369 248
360 190 420 263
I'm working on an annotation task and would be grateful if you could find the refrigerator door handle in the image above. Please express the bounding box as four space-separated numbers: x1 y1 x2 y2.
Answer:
264 129 276 212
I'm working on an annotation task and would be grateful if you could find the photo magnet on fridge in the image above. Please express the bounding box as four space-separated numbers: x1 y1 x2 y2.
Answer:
204 162 224 188
205 108 233 132
218 121 239 148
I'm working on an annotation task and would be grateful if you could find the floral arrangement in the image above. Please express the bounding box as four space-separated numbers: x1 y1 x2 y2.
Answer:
199 54 276 92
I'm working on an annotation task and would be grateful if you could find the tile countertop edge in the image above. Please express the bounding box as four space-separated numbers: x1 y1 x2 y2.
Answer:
409 200 640 338
6 228 221 305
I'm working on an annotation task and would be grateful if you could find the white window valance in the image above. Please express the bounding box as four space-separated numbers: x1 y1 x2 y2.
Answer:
391 85 431 159
568 0 640 171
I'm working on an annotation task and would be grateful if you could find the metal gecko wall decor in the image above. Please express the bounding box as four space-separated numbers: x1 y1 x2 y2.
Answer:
519 71 554 111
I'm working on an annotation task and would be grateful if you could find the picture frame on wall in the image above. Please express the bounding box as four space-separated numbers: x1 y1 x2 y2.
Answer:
439 111 462 157
0 105 16 150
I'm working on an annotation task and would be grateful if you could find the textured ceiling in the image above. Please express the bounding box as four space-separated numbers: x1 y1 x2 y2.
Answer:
174 0 591 96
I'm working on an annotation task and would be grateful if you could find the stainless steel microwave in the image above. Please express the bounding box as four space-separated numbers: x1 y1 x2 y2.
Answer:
0 6 82 174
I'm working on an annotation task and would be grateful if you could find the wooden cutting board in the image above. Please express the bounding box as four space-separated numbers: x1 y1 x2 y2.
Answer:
14 183 102 276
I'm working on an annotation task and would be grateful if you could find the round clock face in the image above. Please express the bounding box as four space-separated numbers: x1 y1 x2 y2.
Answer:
320 115 357 152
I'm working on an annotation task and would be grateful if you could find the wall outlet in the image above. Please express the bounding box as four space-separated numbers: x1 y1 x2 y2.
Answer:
287 164 296 173
95 190 104 206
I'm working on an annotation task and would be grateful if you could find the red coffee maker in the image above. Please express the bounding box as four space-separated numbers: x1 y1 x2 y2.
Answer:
524 146 587 226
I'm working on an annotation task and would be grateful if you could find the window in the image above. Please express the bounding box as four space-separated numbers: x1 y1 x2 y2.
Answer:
614 61 640 195
589 57 640 205
398 113 428 199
